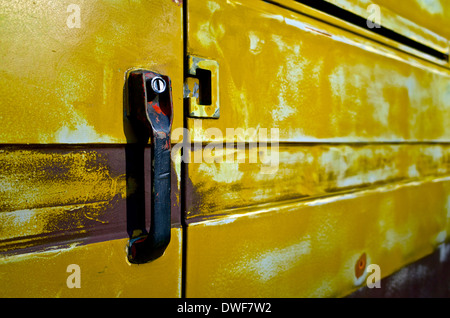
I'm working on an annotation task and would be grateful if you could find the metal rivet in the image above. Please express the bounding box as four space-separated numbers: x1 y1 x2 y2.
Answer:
151 76 166 94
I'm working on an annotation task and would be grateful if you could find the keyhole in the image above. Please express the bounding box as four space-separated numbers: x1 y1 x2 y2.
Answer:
151 77 166 94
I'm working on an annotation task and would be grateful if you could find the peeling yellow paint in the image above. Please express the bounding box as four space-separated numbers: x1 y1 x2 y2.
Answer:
0 150 126 213
233 237 311 283
0 0 184 296
187 144 450 218
374 0 450 39
198 161 244 184
248 31 265 55
2 0 450 299
188 0 450 143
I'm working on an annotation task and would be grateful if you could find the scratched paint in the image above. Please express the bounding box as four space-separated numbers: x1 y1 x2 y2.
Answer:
186 144 450 219
0 149 126 213
0 145 182 296
1 0 449 299
0 144 182 256
0 0 183 296
0 148 129 253
231 236 312 283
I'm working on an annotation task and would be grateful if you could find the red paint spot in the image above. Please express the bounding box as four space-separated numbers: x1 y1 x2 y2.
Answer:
152 102 163 114
355 253 367 279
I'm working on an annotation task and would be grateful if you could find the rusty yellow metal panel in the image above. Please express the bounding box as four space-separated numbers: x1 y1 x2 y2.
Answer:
186 144 450 220
0 0 184 144
2 0 450 298
0 230 182 298
0 0 183 297
184 0 450 297
186 0 450 143
0 146 183 296
185 179 450 297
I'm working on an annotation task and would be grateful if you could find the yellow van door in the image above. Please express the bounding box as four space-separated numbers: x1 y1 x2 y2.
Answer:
0 0 184 297
2 0 450 298
183 0 450 297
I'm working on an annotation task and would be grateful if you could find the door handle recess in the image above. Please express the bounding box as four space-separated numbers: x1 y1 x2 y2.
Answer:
186 55 220 118
127 70 173 263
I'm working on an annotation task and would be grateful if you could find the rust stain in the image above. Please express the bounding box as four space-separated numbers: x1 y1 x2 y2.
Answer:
355 253 367 279
304 26 332 37
164 139 170 150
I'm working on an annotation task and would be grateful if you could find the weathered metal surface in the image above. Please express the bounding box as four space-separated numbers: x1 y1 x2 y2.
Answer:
0 0 184 297
267 1 449 67
0 230 183 298
326 0 450 44
0 146 181 256
186 56 220 118
186 0 450 143
1 0 449 298
184 0 450 297
0 145 182 297
185 178 450 297
0 0 184 144
186 144 450 220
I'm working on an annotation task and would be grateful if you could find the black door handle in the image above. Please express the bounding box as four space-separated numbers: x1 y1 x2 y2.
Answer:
127 70 173 263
